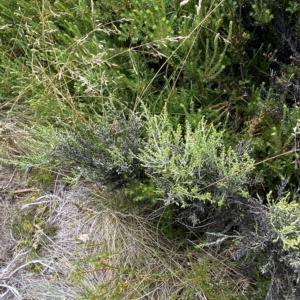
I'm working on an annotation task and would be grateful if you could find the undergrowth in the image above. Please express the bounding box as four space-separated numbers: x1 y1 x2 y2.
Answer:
1 0 300 299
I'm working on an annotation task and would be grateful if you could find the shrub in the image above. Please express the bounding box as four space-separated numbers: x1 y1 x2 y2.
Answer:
138 104 254 208
56 102 255 239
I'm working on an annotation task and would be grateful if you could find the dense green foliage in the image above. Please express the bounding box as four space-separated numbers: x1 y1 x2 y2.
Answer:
1 0 300 298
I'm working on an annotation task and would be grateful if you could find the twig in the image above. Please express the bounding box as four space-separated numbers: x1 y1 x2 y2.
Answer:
3 168 16 189
12 188 38 194
0 284 21 300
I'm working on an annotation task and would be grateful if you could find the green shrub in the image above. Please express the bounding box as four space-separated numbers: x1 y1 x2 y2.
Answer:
259 189 300 299
138 104 254 208
54 102 255 243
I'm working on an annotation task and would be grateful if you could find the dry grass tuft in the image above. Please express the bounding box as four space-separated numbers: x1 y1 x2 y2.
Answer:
0 173 197 299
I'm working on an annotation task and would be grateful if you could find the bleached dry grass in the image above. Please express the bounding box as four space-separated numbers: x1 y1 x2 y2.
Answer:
0 120 32 161
0 173 200 300
0 173 80 299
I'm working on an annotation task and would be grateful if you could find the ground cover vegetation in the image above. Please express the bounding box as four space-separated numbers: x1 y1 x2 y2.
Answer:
1 0 300 299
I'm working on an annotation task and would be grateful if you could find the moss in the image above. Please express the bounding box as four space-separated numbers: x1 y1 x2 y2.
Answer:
12 203 57 254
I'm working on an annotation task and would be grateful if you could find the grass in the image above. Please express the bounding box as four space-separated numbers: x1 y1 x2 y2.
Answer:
0 165 250 299
2 1 299 299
